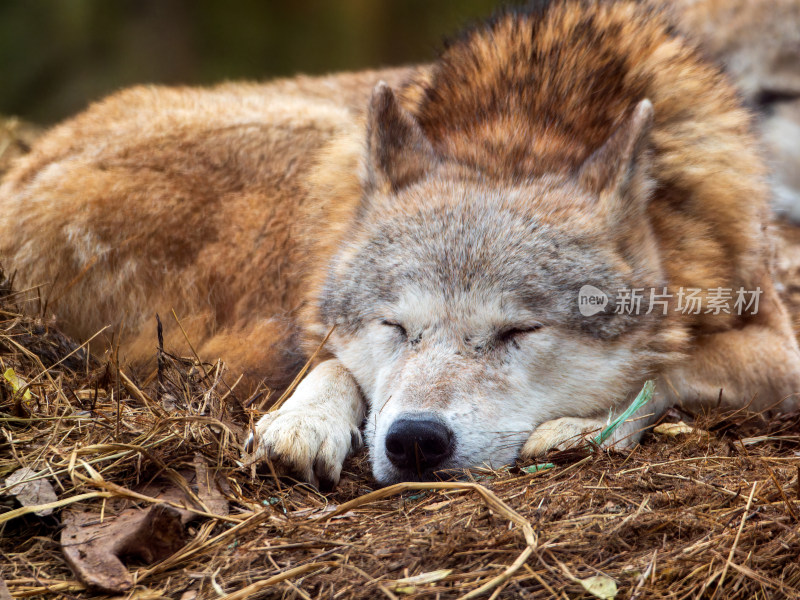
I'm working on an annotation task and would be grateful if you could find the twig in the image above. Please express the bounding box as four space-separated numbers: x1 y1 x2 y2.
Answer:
217 563 330 600
713 481 757 598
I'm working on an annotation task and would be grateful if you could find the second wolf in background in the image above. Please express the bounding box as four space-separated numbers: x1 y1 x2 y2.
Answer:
670 0 800 221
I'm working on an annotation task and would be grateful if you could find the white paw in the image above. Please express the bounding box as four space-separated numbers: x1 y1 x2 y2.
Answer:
520 417 605 459
245 408 361 489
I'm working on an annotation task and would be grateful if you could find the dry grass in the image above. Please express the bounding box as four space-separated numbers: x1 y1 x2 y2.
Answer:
2 119 800 599
2 265 800 600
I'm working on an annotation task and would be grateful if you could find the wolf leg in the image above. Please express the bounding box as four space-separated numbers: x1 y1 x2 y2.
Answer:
519 395 671 459
520 417 607 458
245 359 365 488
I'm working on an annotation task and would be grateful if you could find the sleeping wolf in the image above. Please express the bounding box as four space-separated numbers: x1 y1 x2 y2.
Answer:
1 0 799 486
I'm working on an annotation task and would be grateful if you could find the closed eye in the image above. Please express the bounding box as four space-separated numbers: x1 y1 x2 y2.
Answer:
495 323 543 346
380 319 408 339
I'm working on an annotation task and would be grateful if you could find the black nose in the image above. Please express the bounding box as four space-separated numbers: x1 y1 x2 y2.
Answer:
385 416 454 472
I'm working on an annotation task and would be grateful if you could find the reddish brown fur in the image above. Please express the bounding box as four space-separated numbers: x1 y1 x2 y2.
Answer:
0 68 416 389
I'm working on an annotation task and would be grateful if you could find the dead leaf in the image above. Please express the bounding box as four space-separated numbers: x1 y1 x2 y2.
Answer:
3 367 31 400
0 577 11 600
578 575 618 599
653 421 707 438
193 455 229 516
5 467 58 516
61 458 230 593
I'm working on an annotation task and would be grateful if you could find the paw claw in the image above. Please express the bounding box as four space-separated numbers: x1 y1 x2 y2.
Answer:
244 409 354 488
521 417 604 459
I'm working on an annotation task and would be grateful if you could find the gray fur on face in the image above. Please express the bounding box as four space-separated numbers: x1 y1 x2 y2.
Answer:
320 174 677 485
320 177 665 341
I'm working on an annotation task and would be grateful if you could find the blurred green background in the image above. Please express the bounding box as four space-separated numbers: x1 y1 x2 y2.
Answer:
0 0 510 124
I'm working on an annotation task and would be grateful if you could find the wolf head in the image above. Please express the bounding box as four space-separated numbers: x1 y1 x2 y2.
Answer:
319 83 684 484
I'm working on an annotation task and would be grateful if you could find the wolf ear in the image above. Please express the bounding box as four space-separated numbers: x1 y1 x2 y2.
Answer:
577 99 654 207
366 82 437 193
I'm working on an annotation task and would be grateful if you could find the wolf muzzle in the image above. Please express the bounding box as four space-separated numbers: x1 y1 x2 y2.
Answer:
384 414 454 477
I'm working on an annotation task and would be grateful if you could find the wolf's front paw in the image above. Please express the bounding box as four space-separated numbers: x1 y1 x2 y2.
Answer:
520 417 605 459
245 409 361 489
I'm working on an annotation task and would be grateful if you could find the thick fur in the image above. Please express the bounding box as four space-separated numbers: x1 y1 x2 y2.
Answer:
1 1 799 485
0 67 416 391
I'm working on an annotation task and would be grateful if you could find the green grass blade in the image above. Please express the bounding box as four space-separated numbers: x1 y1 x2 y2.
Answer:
521 462 555 474
593 379 655 447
